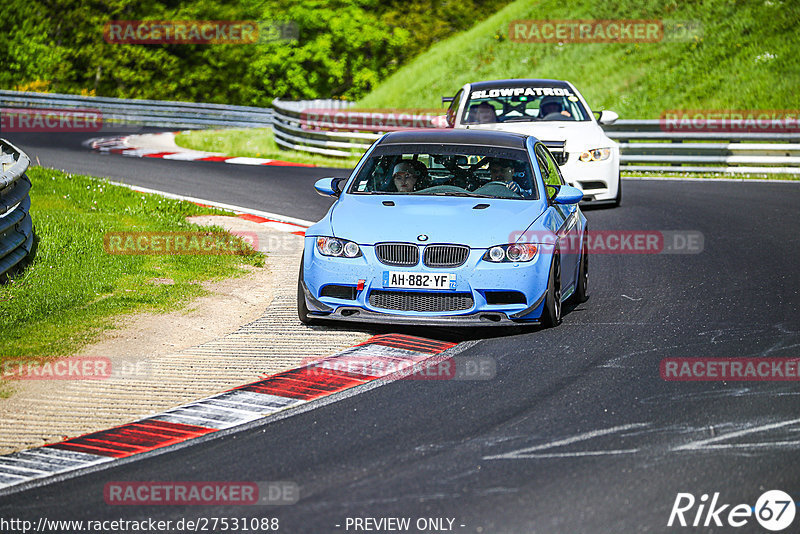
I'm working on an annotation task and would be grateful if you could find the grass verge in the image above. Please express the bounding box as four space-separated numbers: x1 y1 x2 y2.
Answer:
0 167 263 369
174 128 360 169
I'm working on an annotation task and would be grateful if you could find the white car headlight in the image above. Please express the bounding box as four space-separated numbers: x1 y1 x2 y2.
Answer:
579 148 612 162
316 237 362 258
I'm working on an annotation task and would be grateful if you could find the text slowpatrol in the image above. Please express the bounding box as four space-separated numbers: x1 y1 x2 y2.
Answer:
470 87 574 99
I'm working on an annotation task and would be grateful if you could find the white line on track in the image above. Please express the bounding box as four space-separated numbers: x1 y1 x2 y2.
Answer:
672 417 800 451
224 157 275 165
623 175 800 184
104 180 316 227
483 423 650 460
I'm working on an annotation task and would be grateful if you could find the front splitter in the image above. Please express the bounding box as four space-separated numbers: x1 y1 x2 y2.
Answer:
310 307 540 327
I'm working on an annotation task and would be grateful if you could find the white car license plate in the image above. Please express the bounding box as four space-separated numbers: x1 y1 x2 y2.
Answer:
383 271 456 290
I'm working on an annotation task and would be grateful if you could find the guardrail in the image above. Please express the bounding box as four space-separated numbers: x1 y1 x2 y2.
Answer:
603 120 800 174
0 139 35 282
272 100 800 174
0 90 273 130
271 99 373 157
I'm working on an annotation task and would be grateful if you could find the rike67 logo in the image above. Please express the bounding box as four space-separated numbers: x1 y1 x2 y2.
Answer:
668 490 796 531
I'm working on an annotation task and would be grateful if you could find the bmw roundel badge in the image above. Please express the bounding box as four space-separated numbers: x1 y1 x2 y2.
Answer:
417 234 429 242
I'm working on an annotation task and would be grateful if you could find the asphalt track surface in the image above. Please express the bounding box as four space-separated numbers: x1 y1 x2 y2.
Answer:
2 132 800 532
4 131 346 221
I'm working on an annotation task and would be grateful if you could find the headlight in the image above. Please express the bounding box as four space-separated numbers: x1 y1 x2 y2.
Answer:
316 237 362 258
483 244 538 263
579 148 612 162
487 246 506 262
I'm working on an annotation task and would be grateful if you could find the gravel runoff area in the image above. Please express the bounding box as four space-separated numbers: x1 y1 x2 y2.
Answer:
0 216 371 454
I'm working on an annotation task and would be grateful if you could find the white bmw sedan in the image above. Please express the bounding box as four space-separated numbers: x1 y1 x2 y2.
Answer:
444 78 621 206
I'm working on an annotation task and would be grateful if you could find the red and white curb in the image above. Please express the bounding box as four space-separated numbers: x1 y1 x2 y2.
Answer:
0 335 458 495
105 180 314 236
85 132 315 167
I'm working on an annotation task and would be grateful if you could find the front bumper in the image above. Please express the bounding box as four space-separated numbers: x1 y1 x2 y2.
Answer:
560 152 620 202
301 241 552 326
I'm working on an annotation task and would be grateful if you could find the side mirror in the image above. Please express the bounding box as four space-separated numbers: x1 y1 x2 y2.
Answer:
314 177 344 197
597 110 619 125
554 185 584 205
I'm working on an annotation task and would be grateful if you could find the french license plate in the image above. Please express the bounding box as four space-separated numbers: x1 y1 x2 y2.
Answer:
383 271 456 290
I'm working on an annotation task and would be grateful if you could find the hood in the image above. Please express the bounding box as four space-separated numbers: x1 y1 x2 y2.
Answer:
327 194 546 248
464 121 613 151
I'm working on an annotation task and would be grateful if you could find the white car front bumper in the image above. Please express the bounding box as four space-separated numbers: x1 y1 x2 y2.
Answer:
559 150 620 202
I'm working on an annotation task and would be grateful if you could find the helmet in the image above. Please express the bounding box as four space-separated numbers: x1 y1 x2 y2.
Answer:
392 161 421 178
539 96 563 113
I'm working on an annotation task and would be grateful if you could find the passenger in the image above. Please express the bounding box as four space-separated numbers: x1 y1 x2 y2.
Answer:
409 159 430 189
392 161 420 192
539 96 571 119
468 102 498 123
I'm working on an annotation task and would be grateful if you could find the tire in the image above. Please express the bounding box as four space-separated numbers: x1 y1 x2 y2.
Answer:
612 174 622 207
573 238 589 303
541 254 562 328
297 262 315 325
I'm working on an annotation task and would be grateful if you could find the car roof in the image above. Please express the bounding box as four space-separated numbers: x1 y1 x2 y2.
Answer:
468 79 572 90
379 129 534 150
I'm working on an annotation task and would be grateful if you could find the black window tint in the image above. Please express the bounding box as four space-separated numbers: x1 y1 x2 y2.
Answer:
535 149 549 183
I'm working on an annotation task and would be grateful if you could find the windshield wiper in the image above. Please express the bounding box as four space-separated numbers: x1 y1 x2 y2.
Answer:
426 192 494 198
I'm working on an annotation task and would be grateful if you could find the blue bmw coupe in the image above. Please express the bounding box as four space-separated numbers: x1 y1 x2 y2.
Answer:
298 129 588 327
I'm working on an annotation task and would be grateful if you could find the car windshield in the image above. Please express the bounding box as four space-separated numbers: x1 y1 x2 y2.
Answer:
348 144 538 200
462 84 590 124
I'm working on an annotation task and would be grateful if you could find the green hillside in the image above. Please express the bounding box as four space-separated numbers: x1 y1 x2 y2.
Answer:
358 0 800 118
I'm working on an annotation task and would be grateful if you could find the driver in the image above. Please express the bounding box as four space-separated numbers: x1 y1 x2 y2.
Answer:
488 158 527 194
489 158 522 194
392 161 420 192
539 96 571 119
